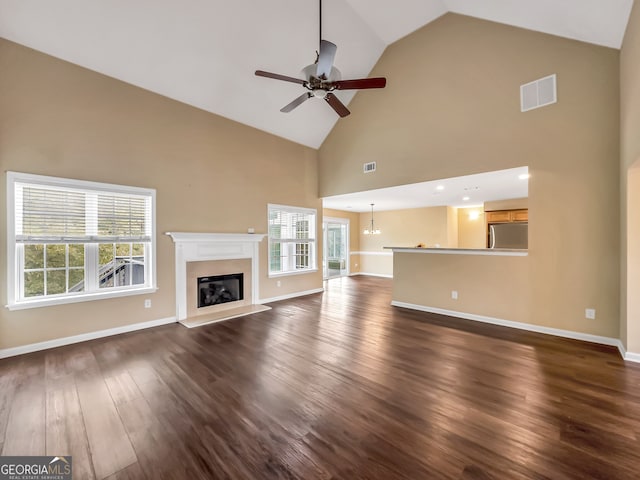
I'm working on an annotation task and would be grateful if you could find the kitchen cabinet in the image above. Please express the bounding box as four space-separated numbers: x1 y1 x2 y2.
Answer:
512 210 528 222
486 209 528 224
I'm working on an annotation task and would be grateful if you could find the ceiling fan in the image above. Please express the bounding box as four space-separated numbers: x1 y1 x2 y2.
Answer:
255 0 387 118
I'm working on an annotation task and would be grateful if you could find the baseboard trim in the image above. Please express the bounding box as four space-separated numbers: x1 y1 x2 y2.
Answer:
259 288 324 304
0 316 177 359
391 301 625 356
623 349 640 363
617 340 627 360
350 272 393 279
3 300 635 363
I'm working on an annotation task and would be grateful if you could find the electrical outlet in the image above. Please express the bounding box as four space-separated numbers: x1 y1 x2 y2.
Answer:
276 280 281 287
144 299 151 308
585 308 596 320
451 290 458 300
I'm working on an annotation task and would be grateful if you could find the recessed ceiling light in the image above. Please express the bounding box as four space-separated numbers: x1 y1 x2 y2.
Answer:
519 173 530 180
436 185 445 191
462 196 470 201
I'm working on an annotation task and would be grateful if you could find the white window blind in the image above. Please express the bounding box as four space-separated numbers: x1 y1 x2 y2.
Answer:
16 185 86 242
15 184 152 244
269 210 314 241
268 204 317 275
97 193 151 241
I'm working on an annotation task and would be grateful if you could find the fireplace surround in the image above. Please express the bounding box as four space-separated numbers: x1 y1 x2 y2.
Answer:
166 232 267 323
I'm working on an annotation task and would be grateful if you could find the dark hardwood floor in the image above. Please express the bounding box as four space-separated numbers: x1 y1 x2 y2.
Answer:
2 275 640 479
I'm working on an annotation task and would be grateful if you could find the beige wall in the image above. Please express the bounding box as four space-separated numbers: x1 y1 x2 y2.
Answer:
621 1 640 351
458 207 486 249
319 14 620 338
485 198 529 211
447 206 459 248
359 206 452 250
0 39 322 350
322 208 360 274
393 253 529 323
358 206 453 276
626 165 640 351
359 255 394 278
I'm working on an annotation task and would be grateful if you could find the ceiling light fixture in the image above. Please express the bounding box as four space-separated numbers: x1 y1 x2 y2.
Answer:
519 173 530 180
462 196 470 201
436 185 445 191
363 203 381 235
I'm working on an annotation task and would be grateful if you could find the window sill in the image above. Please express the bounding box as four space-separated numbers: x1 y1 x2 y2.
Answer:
268 269 318 278
6 286 158 311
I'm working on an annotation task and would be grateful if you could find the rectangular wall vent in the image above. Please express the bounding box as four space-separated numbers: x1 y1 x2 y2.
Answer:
520 74 557 112
363 162 376 173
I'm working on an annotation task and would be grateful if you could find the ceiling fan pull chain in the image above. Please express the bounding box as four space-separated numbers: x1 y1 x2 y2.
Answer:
319 0 322 47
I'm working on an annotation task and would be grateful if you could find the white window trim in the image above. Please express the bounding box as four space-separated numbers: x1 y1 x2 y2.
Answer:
6 171 157 310
323 216 351 278
267 203 318 278
269 268 319 278
6 286 159 311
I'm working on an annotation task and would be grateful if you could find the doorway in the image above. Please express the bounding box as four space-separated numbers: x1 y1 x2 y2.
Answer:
323 217 349 279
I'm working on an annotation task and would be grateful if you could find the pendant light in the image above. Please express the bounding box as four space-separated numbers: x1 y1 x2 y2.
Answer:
363 203 381 235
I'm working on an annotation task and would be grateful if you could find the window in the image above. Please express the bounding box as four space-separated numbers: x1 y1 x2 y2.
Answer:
268 204 316 276
7 172 156 309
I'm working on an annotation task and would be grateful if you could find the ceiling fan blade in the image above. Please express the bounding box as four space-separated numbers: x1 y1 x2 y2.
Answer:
280 93 312 113
331 77 387 90
316 40 337 79
325 93 350 118
255 70 307 85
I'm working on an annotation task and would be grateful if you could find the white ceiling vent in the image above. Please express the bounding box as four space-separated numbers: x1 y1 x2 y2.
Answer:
363 162 377 173
520 74 557 112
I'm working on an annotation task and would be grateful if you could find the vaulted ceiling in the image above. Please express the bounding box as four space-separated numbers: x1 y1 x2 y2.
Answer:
0 0 634 149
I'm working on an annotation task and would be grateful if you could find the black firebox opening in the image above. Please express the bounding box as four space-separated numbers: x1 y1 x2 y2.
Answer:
198 273 244 308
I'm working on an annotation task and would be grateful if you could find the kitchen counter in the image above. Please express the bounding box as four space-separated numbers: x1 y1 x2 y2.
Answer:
386 246 529 329
384 247 528 256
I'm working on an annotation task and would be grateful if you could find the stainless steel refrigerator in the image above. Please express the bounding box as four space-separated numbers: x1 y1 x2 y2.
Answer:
488 223 528 249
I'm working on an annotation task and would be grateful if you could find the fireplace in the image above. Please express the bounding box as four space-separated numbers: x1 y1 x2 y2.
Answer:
198 273 243 308
166 232 268 323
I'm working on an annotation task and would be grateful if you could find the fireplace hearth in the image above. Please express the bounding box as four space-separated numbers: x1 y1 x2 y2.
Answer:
198 273 243 308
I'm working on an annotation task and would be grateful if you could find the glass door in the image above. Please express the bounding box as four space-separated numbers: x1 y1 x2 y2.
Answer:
323 217 349 279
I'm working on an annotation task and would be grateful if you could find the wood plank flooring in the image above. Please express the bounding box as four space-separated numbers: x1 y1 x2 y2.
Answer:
2 275 640 479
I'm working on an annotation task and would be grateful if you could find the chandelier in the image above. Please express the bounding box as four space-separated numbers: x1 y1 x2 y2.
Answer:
363 203 381 235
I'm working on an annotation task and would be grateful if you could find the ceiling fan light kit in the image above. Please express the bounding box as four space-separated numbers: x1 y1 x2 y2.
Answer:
255 0 386 118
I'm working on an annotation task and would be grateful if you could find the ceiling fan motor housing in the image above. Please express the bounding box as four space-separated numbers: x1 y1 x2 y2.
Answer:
255 29 385 117
302 64 342 86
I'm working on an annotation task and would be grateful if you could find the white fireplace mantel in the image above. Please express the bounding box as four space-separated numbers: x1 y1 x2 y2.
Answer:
166 232 266 321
